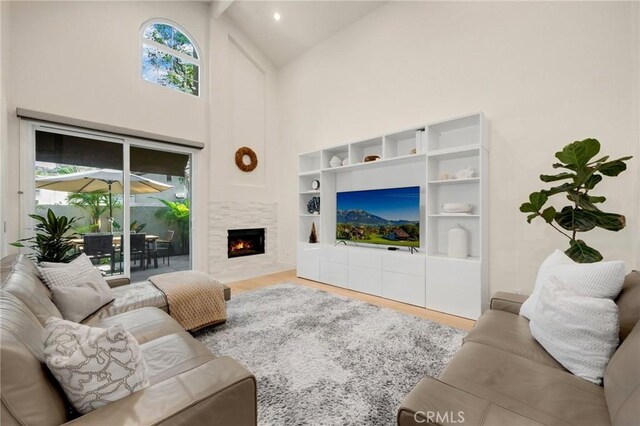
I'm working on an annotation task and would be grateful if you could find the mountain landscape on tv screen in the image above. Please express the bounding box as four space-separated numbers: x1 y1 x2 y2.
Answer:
336 209 419 247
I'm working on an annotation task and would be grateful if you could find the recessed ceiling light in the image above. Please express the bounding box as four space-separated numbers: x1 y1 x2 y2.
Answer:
273 12 281 21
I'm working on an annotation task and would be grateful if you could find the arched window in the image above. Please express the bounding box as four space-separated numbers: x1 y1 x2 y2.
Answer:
141 20 200 96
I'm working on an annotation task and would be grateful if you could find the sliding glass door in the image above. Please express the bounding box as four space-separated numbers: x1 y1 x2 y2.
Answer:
25 122 193 281
128 145 192 280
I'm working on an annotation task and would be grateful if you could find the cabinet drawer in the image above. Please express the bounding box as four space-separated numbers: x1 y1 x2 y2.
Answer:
383 252 425 276
320 260 348 288
348 265 382 296
382 271 425 307
321 245 349 264
348 247 382 269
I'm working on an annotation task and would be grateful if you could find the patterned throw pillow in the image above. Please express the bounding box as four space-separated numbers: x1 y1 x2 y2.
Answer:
39 254 98 288
43 317 150 414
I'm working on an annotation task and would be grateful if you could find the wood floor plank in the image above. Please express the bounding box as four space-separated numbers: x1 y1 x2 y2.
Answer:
226 270 475 331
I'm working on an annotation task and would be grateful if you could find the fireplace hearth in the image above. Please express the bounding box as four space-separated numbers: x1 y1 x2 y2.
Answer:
227 228 265 258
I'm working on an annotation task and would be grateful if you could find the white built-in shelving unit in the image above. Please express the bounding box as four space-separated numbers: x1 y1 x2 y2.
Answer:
297 112 488 319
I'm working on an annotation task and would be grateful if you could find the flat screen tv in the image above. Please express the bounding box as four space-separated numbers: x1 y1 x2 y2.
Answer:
336 186 420 247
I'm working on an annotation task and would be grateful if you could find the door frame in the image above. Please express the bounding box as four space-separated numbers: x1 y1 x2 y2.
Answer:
19 118 200 279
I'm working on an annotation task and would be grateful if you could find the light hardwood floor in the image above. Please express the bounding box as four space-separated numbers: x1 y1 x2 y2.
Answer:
226 269 476 331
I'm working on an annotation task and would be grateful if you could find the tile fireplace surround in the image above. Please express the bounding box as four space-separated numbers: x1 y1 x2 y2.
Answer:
208 201 283 282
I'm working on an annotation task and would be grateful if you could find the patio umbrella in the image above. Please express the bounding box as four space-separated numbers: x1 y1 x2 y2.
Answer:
36 168 173 226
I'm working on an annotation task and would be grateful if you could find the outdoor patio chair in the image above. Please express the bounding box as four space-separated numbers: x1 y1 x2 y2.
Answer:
82 234 115 274
129 233 148 270
156 230 174 266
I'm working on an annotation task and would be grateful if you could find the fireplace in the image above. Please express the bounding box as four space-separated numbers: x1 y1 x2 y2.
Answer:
227 228 265 258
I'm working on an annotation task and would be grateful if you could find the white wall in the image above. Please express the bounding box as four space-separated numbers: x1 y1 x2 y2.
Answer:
277 2 640 294
0 1 6 256
0 2 281 274
208 15 279 204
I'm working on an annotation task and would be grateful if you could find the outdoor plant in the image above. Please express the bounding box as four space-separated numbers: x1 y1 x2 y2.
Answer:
11 209 80 263
154 198 190 254
520 138 632 263
112 220 147 233
68 192 121 232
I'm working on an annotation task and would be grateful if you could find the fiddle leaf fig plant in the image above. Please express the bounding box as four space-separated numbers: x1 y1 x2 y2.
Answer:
520 138 632 263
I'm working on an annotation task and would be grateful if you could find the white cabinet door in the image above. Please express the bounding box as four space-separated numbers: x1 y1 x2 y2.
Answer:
320 260 349 288
426 257 481 319
297 247 320 281
348 264 382 296
382 271 426 307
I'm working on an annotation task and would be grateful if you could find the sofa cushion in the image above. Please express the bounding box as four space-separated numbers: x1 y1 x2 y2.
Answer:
615 271 640 342
140 331 215 385
0 254 62 325
90 307 184 344
0 291 67 426
82 281 168 322
440 342 611 426
604 323 640 426
464 310 566 370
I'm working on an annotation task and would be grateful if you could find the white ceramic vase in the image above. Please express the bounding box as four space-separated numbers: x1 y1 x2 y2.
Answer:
329 155 342 168
448 224 468 259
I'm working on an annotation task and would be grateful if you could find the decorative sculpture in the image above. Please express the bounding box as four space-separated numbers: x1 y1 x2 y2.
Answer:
309 222 318 244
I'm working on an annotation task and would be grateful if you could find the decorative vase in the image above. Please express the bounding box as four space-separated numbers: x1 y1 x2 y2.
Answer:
329 155 342 168
448 224 468 259
342 158 349 166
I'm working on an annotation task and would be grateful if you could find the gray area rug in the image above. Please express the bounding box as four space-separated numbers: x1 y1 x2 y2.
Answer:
193 283 466 426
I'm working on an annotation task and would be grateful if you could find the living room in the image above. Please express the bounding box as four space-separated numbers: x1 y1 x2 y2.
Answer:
0 1 638 425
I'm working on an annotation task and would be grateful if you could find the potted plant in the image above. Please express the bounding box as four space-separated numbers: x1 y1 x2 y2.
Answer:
520 138 632 263
11 209 80 263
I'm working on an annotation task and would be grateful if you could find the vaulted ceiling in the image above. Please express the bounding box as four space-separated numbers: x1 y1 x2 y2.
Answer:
221 1 385 68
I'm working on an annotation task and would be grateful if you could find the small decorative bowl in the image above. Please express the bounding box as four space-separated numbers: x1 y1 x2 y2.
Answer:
364 155 380 162
442 203 472 213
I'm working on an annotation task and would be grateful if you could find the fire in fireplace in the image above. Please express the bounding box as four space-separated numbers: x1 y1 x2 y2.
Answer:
227 228 265 258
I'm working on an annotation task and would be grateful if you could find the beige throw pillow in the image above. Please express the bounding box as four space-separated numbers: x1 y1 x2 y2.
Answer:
50 268 115 322
43 317 149 414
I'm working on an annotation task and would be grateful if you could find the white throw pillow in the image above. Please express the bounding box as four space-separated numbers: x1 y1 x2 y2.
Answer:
552 261 626 299
39 254 98 288
50 268 115 322
43 317 149 414
529 276 619 384
520 250 574 319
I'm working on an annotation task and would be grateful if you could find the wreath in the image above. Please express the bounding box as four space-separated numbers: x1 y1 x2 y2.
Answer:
235 147 258 172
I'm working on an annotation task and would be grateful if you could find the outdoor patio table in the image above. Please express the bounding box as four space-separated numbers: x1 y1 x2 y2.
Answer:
71 234 160 268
